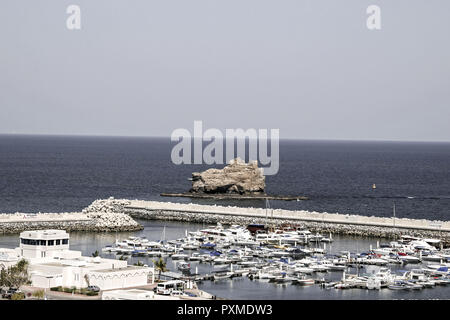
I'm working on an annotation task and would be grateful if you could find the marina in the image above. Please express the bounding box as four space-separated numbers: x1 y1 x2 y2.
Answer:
56 219 450 299
1 219 450 299
1 198 450 300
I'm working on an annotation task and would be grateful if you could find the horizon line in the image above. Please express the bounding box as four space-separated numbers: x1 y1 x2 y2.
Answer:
0 132 450 144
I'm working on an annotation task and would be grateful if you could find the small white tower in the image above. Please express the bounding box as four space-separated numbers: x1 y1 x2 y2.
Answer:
19 229 70 259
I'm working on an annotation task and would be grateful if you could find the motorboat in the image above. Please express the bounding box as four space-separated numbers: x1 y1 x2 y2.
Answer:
147 250 163 257
399 255 421 264
327 264 347 271
171 253 189 260
177 261 191 272
131 249 148 257
188 253 204 261
292 277 315 286
294 266 314 274
213 271 233 281
388 281 409 290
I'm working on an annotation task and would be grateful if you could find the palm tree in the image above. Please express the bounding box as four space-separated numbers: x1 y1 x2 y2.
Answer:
5 259 30 288
84 274 90 287
91 250 100 257
0 268 7 287
134 261 145 267
152 258 167 281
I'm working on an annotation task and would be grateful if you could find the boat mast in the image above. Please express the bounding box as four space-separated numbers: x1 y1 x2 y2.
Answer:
265 198 268 221
393 202 396 227
161 226 166 243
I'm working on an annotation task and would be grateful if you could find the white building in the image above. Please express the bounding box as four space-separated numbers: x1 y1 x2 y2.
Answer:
2 229 154 290
0 248 21 270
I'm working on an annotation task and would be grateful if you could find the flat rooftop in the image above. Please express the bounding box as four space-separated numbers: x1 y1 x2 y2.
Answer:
90 266 150 273
20 229 69 239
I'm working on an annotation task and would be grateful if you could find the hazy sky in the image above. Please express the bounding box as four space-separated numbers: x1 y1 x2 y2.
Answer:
1 1 449 141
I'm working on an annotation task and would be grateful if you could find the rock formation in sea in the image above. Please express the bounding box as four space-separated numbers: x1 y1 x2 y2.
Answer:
190 158 265 195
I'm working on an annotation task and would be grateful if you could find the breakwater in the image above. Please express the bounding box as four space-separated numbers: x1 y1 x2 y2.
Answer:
0 209 143 234
83 198 450 245
2 197 449 244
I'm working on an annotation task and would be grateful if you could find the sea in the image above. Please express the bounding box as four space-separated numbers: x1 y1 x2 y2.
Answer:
0 134 449 299
0 134 449 218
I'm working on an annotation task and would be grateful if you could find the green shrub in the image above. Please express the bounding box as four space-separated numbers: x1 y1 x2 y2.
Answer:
63 287 73 293
32 290 45 299
11 292 25 300
50 286 61 291
86 291 98 296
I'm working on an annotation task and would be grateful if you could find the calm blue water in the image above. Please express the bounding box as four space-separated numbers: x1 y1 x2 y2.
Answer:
0 134 449 219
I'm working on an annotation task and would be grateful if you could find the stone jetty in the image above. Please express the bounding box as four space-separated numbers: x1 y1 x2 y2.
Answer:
2 197 449 245
0 198 143 234
90 198 450 245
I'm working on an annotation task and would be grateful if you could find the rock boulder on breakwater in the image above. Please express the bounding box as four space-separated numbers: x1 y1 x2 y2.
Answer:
81 197 143 231
0 197 143 234
81 198 132 214
190 158 265 194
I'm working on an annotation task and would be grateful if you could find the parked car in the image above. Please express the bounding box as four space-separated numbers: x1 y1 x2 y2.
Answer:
185 292 197 297
170 290 186 296
0 287 9 297
87 285 100 292
2 287 20 299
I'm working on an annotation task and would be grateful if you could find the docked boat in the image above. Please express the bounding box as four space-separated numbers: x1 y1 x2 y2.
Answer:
171 253 189 260
147 250 163 257
177 261 191 272
292 277 315 286
388 281 409 290
399 255 421 264
186 252 201 260
334 282 355 289
213 272 233 281
405 282 423 290
101 245 116 253
131 249 148 257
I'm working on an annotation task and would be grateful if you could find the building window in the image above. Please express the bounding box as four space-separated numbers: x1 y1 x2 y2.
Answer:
48 240 54 246
62 239 69 245
56 240 60 245
21 239 37 245
39 240 46 246
21 238 34 245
